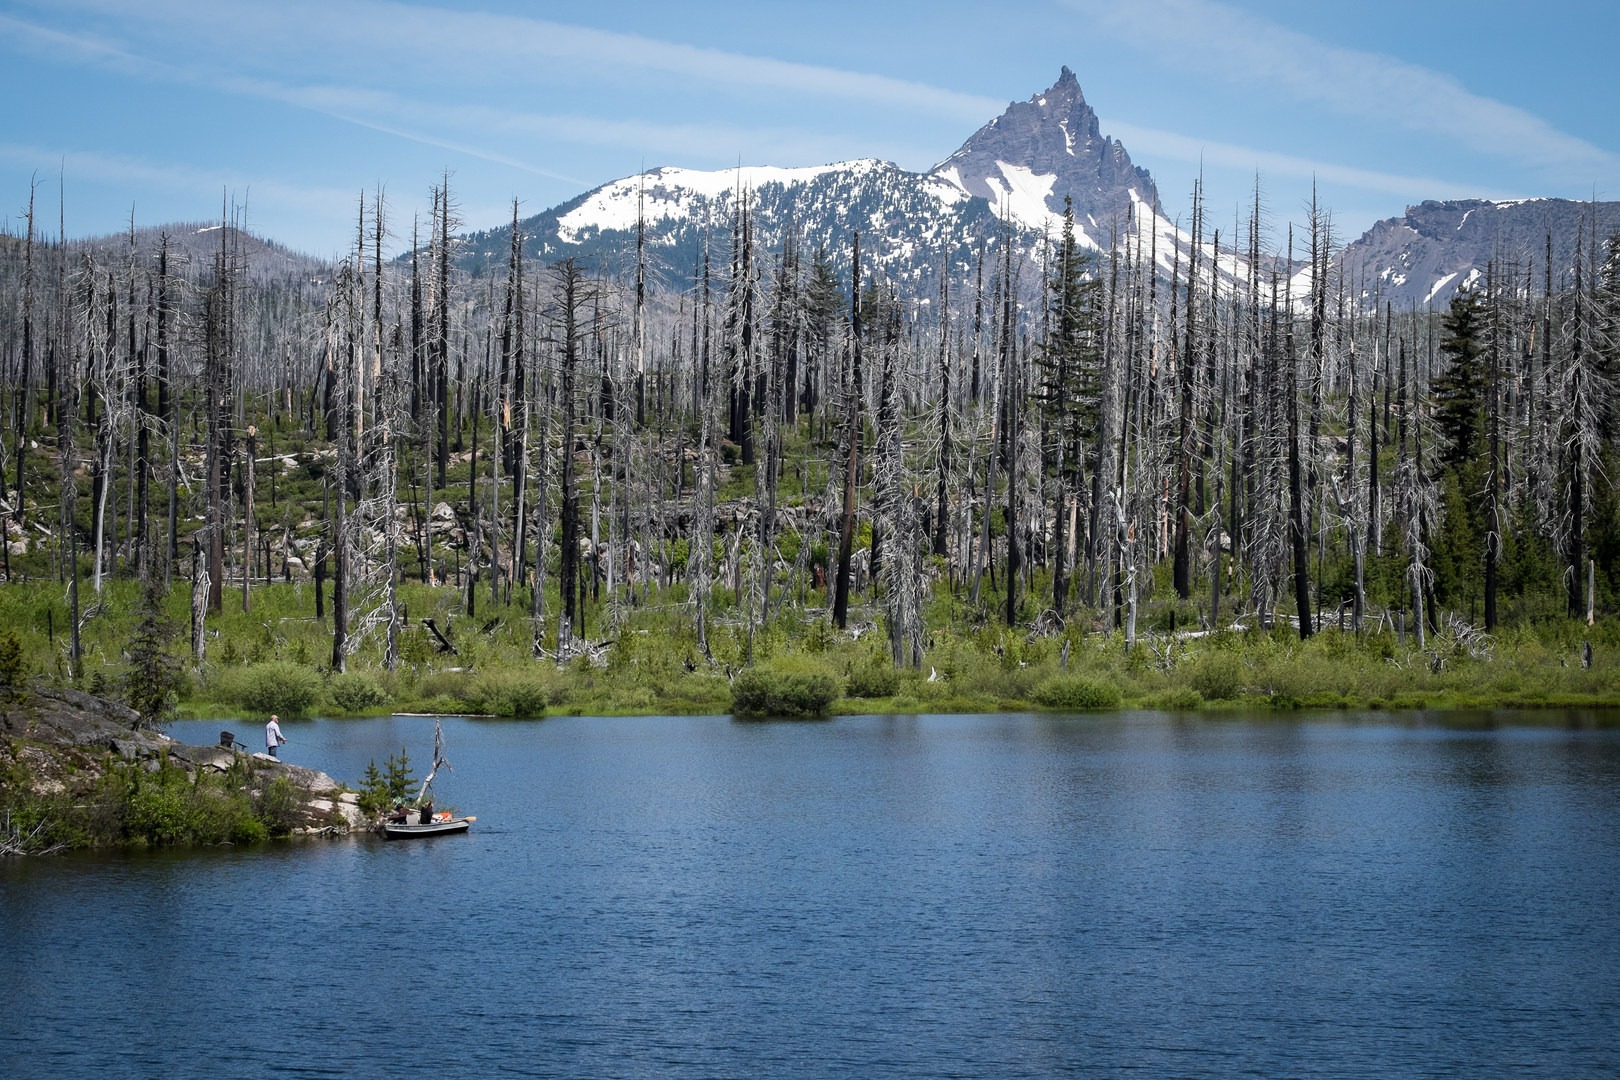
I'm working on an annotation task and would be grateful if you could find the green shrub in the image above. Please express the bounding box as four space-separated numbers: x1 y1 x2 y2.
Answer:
227 661 324 717
326 671 389 713
0 629 24 699
119 760 270 846
416 670 473 708
416 694 467 715
467 670 558 717
253 775 305 837
126 784 199 845
1187 653 1246 701
731 661 839 718
655 672 733 714
1153 686 1204 710
1032 674 1122 710
845 657 900 698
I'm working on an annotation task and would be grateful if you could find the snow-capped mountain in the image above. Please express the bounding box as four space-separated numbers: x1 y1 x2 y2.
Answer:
460 157 1012 292
931 65 1160 247
459 69 1181 291
457 68 1613 311
1339 198 1620 310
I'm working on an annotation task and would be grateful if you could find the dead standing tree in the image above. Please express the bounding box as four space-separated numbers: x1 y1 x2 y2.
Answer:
546 258 592 661
832 231 863 631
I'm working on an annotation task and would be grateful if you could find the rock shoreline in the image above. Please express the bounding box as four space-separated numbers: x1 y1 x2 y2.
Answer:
0 687 367 842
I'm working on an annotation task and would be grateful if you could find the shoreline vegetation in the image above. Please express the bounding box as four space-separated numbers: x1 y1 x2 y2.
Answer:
3 577 1616 854
2 577 1617 725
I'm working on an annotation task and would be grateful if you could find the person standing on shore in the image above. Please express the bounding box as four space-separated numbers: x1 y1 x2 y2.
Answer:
265 714 287 758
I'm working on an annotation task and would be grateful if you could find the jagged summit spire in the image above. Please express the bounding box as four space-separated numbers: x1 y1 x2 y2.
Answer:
1049 65 1084 100
929 66 1158 236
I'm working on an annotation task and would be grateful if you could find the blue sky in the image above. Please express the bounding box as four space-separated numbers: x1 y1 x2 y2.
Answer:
2 0 1615 258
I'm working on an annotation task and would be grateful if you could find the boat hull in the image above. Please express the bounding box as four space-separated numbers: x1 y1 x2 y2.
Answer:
380 818 471 840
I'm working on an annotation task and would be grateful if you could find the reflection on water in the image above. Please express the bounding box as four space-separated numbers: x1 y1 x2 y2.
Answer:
4 710 1619 1078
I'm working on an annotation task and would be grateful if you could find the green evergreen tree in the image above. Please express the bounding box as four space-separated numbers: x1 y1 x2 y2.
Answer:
124 579 182 729
1429 290 1491 616
1038 198 1102 613
1432 291 1488 474
383 748 415 802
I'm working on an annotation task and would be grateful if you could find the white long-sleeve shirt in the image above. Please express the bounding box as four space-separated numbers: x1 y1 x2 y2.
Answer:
265 718 284 750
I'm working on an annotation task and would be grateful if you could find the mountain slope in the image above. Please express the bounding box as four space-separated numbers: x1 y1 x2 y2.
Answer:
930 65 1161 247
460 158 1008 290
1340 198 1620 309
454 68 1614 311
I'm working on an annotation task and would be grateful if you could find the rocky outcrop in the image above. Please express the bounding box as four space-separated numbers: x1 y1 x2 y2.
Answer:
1339 197 1620 310
0 687 365 838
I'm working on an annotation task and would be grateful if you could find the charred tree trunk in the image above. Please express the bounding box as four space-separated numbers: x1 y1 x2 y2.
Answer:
832 232 862 631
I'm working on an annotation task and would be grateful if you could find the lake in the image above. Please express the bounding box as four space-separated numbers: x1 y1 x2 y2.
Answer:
4 710 1619 1078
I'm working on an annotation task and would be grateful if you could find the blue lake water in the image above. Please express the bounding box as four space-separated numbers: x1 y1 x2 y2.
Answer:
4 710 1619 1078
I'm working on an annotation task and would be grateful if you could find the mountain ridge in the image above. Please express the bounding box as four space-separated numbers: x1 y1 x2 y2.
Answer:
930 64 1161 245
457 68 1187 293
57 68 1620 310
1339 197 1620 309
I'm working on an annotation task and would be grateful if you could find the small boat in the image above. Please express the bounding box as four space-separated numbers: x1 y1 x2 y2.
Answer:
377 719 476 840
381 815 474 840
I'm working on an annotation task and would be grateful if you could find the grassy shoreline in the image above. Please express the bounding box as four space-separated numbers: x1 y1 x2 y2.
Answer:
5 577 1606 722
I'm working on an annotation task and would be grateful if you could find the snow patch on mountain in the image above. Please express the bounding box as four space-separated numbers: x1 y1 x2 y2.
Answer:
556 160 912 243
1424 272 1459 305
980 162 1062 235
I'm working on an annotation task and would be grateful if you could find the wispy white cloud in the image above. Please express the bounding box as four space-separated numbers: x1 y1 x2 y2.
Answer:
258 82 883 178
1062 0 1618 176
0 141 346 202
9 0 1005 120
1107 121 1519 203
0 1 959 182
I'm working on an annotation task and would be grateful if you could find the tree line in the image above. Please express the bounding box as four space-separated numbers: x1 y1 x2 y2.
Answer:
2 173 1618 681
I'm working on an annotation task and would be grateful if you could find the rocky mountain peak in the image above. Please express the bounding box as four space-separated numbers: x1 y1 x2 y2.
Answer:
929 67 1160 238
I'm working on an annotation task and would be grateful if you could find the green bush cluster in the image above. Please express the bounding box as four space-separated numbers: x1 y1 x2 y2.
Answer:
845 656 900 698
2 754 299 849
466 669 562 717
6 556 1620 725
1185 653 1246 701
252 776 306 837
1032 674 1122 710
125 780 266 845
1153 686 1205 710
326 671 389 713
731 660 839 718
217 660 324 717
